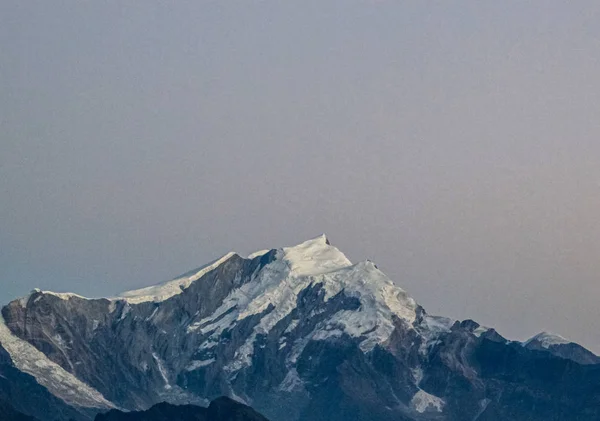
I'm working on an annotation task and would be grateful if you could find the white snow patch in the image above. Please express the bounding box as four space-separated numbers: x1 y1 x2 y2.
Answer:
278 368 304 392
40 291 91 301
119 303 131 321
186 359 216 371
411 390 444 413
281 235 352 276
284 319 300 334
228 388 249 406
472 325 489 337
417 315 454 355
119 252 237 304
420 315 454 334
17 289 93 306
146 307 159 322
525 331 571 348
312 328 344 341
45 292 85 300
0 315 114 409
52 334 68 350
248 249 270 259
108 300 117 313
152 352 172 390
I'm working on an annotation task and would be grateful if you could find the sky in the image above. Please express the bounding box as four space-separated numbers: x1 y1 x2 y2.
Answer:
2 1 600 352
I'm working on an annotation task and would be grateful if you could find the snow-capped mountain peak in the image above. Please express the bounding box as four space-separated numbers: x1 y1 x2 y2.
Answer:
524 331 571 348
280 234 352 276
3 236 600 421
187 236 419 371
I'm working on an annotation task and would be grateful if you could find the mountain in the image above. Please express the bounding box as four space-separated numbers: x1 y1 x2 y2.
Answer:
523 331 600 365
95 396 269 421
1 235 600 421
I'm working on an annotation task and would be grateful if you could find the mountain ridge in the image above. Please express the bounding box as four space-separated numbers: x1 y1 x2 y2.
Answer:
1 236 599 421
10 235 591 361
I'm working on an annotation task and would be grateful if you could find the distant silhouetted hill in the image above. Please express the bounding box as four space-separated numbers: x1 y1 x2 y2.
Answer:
95 397 269 421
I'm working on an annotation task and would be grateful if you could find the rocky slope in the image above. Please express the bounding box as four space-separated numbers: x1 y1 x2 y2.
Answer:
1 236 599 421
0 341 97 421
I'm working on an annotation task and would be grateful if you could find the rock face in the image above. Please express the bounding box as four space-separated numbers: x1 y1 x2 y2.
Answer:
1 236 600 421
95 396 269 421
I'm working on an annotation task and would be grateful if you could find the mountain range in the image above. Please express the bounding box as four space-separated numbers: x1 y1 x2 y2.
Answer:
1 235 599 421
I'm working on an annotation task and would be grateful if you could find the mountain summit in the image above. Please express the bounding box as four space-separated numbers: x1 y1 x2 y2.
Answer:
1 236 600 421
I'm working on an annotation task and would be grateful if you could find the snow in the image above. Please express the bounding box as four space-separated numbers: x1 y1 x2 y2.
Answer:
312 328 344 341
417 315 454 354
186 358 215 371
146 307 159 322
472 325 490 337
52 334 68 350
0 315 114 409
278 368 304 392
247 249 270 259
152 352 172 389
411 389 444 413
228 388 250 406
17 289 92 305
282 234 352 276
420 315 454 334
284 319 300 334
18 293 32 307
190 235 418 372
118 303 131 321
525 331 571 348
119 252 237 304
41 291 90 300
307 260 418 353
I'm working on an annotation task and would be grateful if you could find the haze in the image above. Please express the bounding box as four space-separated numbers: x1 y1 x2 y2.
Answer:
2 2 600 352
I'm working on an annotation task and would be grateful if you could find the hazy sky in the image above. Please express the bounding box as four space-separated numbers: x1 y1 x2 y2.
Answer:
2 1 600 352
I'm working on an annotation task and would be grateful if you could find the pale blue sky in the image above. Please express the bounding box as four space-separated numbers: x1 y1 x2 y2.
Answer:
2 1 600 351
